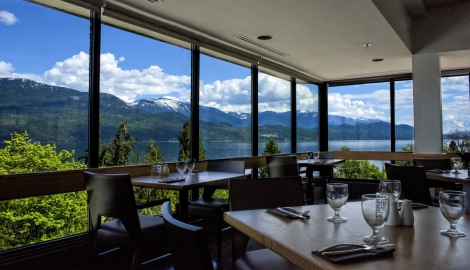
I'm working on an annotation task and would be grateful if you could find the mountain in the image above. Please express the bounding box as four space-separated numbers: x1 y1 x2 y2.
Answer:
0 77 414 144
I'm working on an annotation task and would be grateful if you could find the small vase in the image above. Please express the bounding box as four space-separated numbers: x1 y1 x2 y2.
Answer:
386 199 401 226
400 199 414 226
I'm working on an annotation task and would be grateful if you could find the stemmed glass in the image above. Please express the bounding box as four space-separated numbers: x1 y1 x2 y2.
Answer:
379 180 401 201
439 190 467 237
187 158 196 174
326 183 349 223
450 157 462 174
313 151 320 163
176 160 187 180
362 194 390 244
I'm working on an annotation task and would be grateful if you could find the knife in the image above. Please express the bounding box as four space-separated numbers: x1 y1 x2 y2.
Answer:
275 207 307 219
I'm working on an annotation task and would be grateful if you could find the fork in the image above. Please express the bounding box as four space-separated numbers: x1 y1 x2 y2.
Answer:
321 234 382 255
276 207 308 219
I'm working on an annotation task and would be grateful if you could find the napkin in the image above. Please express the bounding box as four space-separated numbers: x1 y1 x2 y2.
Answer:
312 245 394 263
428 169 450 173
158 178 186 183
266 208 310 219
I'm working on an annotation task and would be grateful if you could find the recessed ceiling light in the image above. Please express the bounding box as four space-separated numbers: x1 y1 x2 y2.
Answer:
372 58 384 62
257 35 273 40
364 43 372 48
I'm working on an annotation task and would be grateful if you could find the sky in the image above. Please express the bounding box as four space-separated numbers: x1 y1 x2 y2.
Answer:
1 0 469 134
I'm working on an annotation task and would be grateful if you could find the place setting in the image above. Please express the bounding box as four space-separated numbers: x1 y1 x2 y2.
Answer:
266 207 310 219
312 184 396 263
158 160 188 183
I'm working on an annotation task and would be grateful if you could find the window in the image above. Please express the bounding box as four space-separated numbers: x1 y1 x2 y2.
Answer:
395 80 414 152
0 1 89 251
442 75 470 153
199 54 251 159
296 83 319 153
258 73 291 155
99 24 190 166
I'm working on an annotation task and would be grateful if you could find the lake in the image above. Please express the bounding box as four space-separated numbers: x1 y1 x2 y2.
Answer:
56 140 414 168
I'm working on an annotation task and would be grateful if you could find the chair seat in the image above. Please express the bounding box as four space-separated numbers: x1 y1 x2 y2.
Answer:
234 249 300 270
188 198 229 219
97 215 167 246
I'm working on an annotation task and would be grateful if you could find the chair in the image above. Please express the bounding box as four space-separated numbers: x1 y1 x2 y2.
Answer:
229 176 303 270
83 171 169 270
413 159 459 191
384 163 434 206
162 201 217 270
187 159 246 263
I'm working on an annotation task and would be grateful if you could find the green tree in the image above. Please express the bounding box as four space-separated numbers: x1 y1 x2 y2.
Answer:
260 138 281 178
145 140 165 164
0 131 87 251
334 146 383 179
99 120 138 167
177 120 206 161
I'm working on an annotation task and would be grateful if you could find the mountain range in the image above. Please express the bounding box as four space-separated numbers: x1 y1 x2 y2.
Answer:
0 77 414 143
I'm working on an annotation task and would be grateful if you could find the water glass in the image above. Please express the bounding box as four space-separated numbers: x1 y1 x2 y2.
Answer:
450 157 462 174
326 183 348 223
313 151 320 162
187 158 196 174
362 194 390 243
379 180 401 201
439 190 467 237
176 161 187 179
151 164 161 176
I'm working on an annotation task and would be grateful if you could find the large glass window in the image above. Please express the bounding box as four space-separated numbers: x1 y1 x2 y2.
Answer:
296 84 319 153
442 75 470 152
99 24 190 166
0 1 89 251
199 54 251 159
395 80 414 152
258 73 291 155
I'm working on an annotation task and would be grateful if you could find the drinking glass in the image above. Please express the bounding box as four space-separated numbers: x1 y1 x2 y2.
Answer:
362 194 390 243
451 157 462 174
439 190 467 237
326 183 348 223
379 180 401 201
176 160 187 179
187 158 196 174
313 151 320 162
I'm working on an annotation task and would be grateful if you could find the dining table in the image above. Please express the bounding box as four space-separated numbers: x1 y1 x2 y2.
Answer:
224 201 470 270
426 169 470 214
132 171 246 220
297 158 345 204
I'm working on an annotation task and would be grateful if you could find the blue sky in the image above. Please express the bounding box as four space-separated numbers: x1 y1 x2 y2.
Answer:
1 0 469 133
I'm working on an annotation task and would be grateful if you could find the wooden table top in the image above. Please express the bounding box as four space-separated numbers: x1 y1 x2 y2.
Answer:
427 170 470 184
131 171 246 190
224 202 470 270
297 159 345 167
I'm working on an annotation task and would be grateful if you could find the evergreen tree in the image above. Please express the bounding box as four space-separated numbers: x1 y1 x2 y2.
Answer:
260 138 281 178
99 121 137 167
145 140 165 164
177 120 207 161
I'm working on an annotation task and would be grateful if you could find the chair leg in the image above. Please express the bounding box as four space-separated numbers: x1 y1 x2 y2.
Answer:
216 219 222 264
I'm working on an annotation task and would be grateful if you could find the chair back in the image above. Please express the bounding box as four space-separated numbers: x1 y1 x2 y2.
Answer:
266 155 299 178
207 159 245 173
83 171 142 240
228 176 304 262
385 163 433 205
162 202 215 270
319 152 334 159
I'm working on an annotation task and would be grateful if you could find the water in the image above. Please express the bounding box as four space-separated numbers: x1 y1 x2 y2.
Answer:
56 140 414 166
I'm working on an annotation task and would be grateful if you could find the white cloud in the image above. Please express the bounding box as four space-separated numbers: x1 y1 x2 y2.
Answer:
0 11 19 25
0 61 14 76
328 89 389 121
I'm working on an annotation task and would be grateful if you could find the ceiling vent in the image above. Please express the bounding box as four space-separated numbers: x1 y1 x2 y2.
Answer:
233 34 290 57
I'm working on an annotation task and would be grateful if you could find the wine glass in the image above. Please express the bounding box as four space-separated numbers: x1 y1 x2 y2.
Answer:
187 158 196 174
379 180 401 201
362 194 390 244
326 183 348 223
439 190 467 237
313 151 320 163
450 157 462 174
176 160 187 179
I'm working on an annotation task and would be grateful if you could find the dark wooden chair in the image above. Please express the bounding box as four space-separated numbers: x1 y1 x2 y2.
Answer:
413 158 458 190
83 171 170 270
162 201 217 270
228 176 302 270
187 159 246 263
385 163 434 206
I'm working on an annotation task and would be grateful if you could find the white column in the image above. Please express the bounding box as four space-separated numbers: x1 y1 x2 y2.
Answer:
412 54 442 154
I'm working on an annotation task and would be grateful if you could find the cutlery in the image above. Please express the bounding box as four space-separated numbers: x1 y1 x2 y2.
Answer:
275 207 308 219
320 234 381 255
282 207 310 218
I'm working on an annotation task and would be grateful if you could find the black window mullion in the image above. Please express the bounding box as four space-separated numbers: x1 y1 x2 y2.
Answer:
291 77 296 154
190 45 200 161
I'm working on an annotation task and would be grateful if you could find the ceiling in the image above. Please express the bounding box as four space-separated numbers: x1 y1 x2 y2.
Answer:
76 0 470 83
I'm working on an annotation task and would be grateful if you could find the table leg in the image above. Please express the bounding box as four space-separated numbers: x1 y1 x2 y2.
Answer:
319 167 332 204
463 183 470 214
178 189 189 222
305 166 314 205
